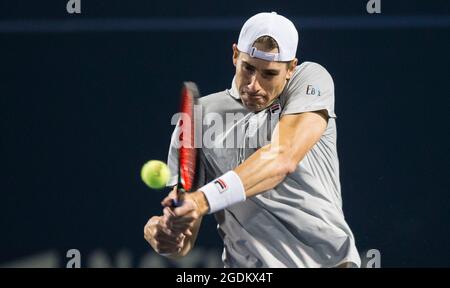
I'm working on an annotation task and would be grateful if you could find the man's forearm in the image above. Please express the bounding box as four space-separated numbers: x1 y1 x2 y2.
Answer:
236 112 327 197
234 144 296 198
193 112 327 216
192 146 290 216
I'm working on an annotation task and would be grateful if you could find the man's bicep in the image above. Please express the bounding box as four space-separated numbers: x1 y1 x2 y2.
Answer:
274 111 328 164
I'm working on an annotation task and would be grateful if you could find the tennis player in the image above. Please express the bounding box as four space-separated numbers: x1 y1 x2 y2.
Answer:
144 12 361 268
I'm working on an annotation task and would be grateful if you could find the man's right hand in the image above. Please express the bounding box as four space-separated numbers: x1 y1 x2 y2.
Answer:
143 215 186 257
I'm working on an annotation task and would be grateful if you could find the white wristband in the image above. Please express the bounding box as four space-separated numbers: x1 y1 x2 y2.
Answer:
200 171 246 214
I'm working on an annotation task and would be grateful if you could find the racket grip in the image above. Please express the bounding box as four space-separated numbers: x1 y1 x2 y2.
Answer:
171 187 186 207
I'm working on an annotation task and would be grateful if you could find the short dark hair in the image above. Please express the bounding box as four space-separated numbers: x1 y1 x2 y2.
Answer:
252 35 279 51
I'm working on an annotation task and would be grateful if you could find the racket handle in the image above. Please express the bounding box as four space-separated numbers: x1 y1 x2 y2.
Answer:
171 187 186 207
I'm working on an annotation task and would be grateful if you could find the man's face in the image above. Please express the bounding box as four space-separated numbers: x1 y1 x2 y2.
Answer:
232 43 297 112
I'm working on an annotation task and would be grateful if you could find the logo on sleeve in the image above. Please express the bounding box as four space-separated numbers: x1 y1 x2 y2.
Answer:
306 85 321 96
214 178 228 193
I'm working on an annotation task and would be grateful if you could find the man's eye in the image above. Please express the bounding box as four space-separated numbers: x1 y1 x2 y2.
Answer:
244 65 254 72
263 73 276 78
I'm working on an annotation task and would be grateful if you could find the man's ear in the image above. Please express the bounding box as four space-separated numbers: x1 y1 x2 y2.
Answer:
286 58 298 80
232 43 239 67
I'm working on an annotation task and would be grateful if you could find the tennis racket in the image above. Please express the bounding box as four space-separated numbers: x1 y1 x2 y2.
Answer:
172 81 200 207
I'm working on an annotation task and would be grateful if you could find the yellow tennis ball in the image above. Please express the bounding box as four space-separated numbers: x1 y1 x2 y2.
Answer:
141 160 171 189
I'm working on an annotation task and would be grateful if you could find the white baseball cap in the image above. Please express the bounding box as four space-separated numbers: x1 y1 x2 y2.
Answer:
237 12 299 62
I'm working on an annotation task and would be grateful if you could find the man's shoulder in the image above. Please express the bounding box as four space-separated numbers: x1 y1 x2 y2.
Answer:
293 61 333 81
280 61 336 116
198 90 228 105
198 89 244 114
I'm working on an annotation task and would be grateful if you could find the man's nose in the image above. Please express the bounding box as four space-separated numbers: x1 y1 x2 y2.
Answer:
247 74 262 93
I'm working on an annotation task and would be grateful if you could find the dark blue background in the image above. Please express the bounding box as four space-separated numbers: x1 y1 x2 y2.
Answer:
0 0 449 267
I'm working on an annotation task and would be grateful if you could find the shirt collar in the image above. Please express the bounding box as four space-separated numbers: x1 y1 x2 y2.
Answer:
227 76 241 100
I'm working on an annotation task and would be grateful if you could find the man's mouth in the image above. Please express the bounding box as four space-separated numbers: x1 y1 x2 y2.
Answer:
242 92 264 98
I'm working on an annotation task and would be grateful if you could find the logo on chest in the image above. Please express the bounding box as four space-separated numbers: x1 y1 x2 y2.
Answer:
269 103 281 114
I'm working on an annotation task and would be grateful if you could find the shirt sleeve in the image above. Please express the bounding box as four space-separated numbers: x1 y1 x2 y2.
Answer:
280 62 336 118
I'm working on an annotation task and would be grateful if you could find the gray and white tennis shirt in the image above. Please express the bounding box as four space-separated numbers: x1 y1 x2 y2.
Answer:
167 62 361 268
